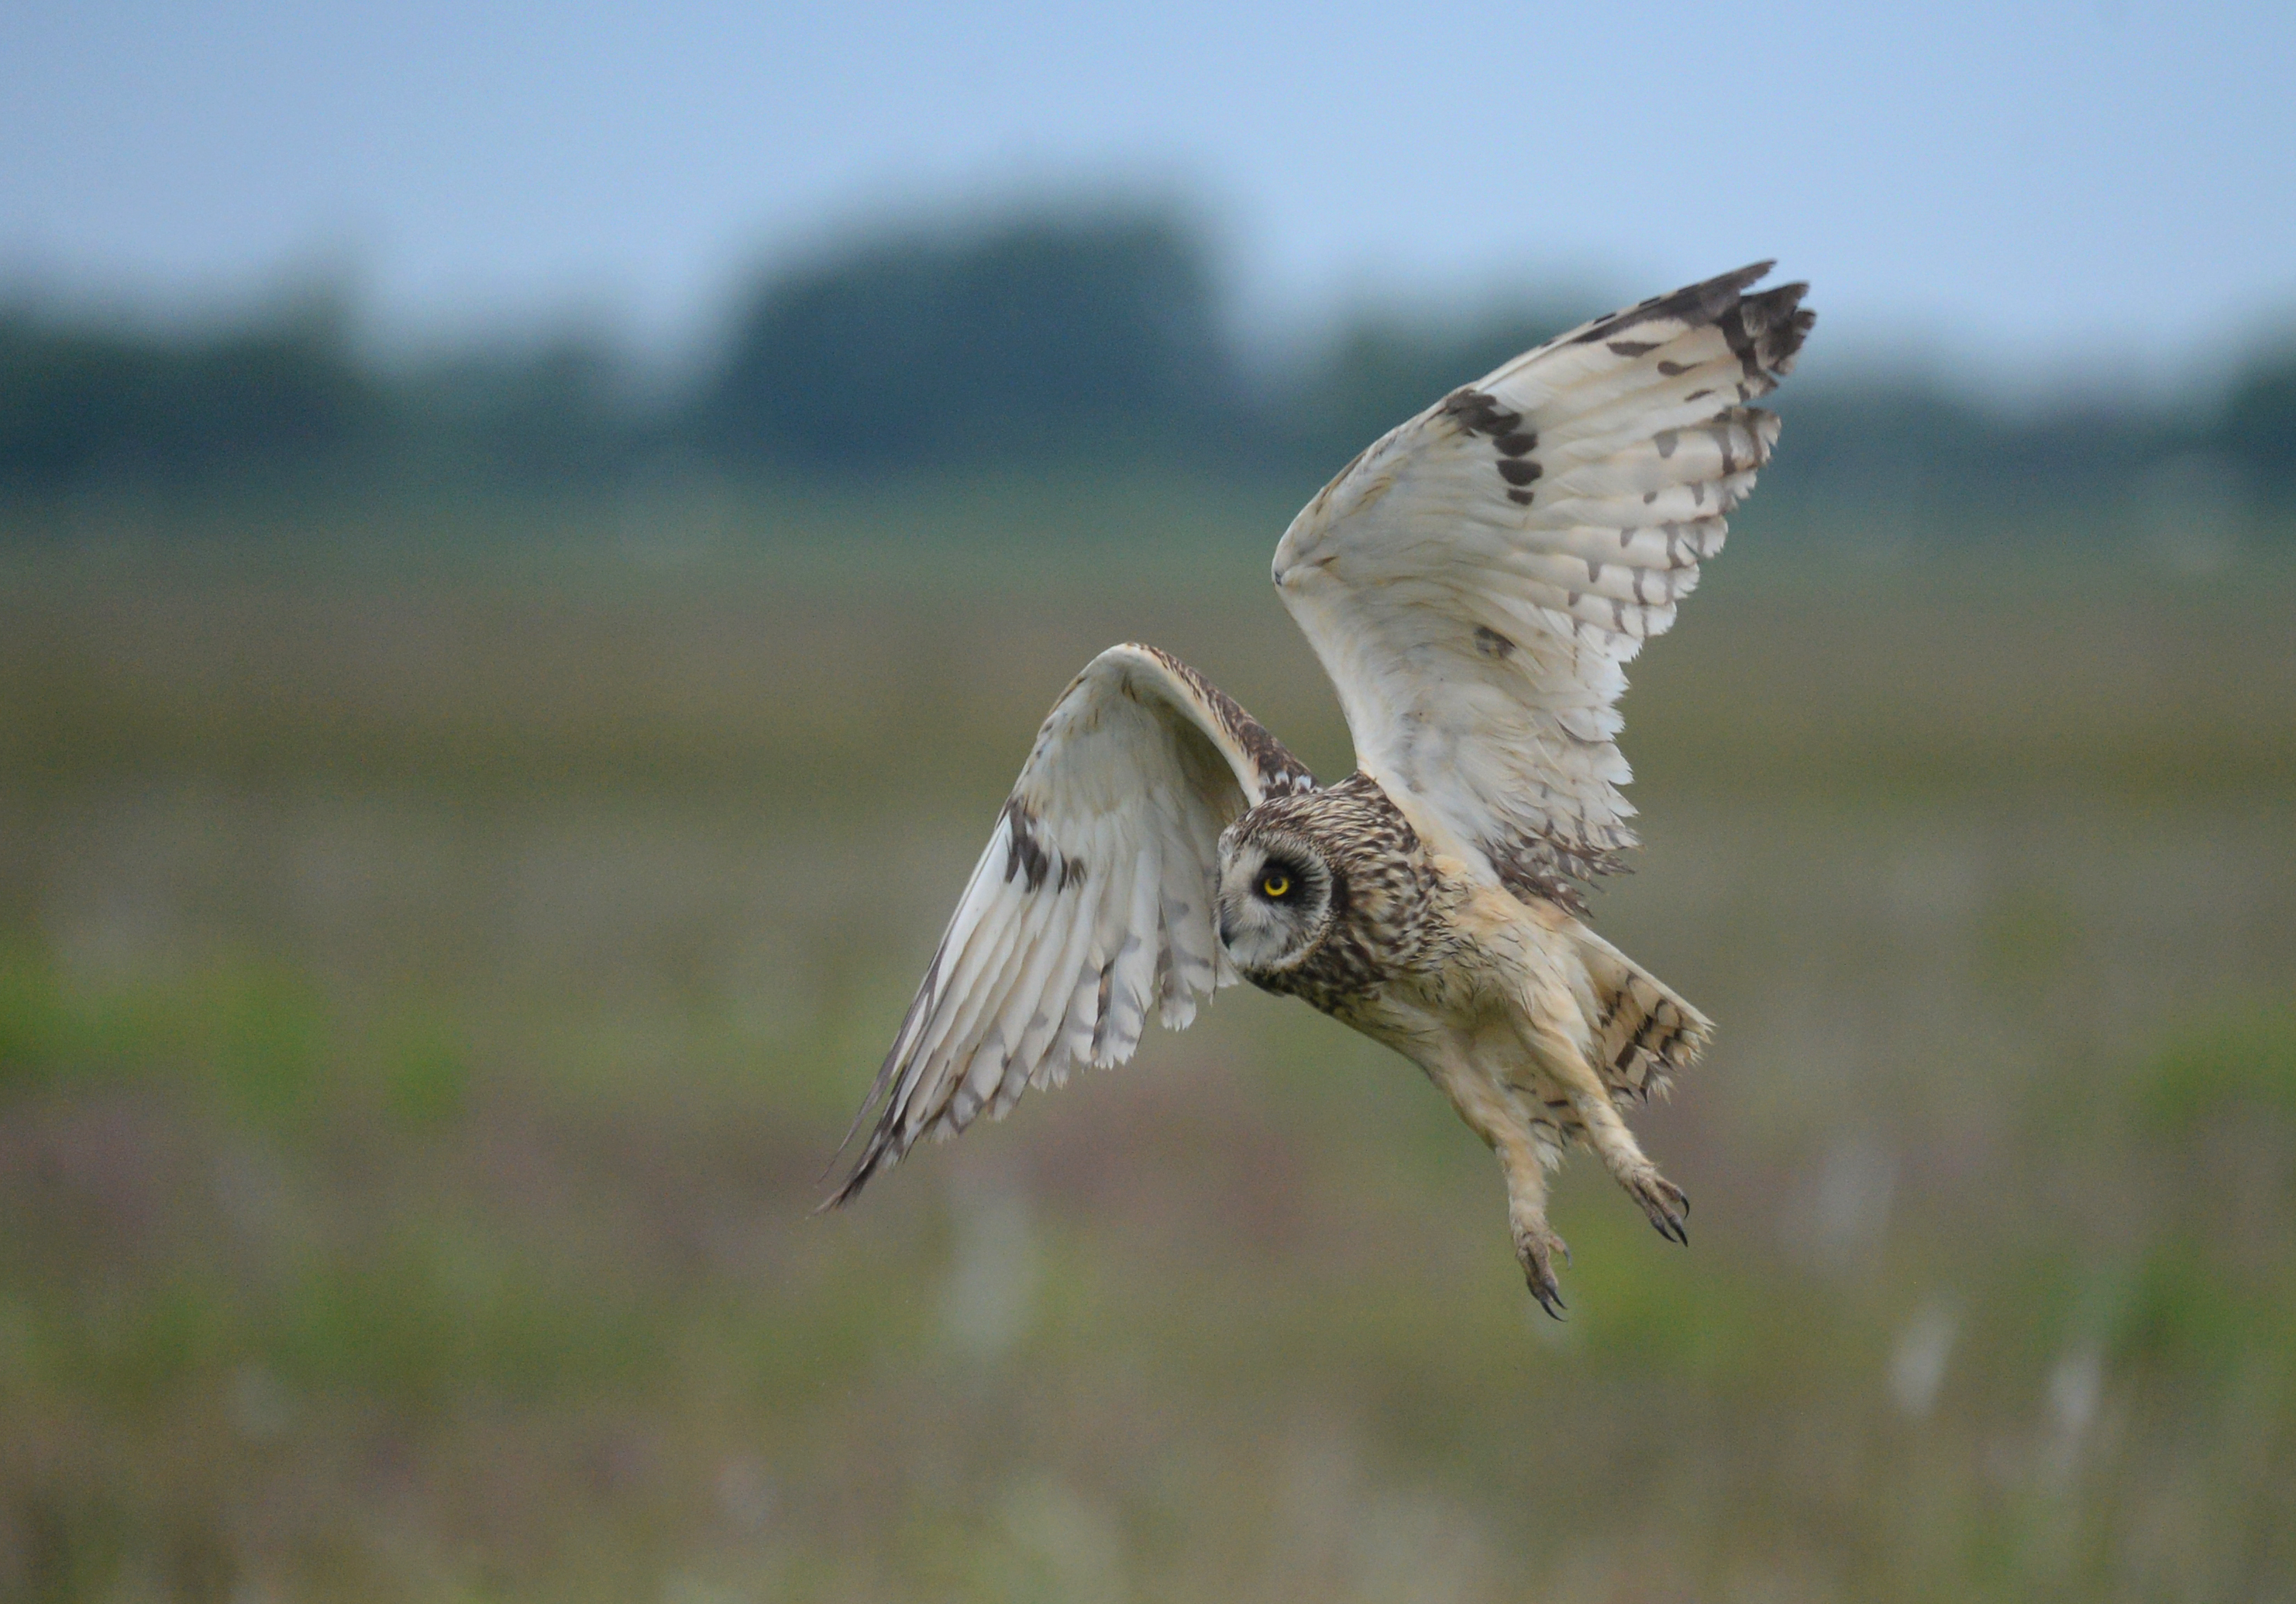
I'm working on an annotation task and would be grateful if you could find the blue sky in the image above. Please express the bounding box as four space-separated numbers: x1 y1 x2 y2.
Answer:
4 0 2291 394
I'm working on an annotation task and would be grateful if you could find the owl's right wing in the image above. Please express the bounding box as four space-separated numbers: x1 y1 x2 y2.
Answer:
825 642 1314 1206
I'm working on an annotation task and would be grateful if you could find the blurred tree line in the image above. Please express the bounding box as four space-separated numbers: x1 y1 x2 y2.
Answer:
2 206 2291 518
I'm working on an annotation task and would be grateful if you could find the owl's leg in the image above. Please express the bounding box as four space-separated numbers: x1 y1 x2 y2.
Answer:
1422 1048 1571 1317
1500 1125 1571 1320
1517 1017 1690 1247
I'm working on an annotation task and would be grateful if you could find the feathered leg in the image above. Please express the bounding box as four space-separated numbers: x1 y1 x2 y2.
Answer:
1514 1004 1690 1248
1420 1042 1571 1317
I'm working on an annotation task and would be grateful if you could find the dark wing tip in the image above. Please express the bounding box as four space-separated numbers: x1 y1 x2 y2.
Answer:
816 941 948 1211
1737 280 1818 379
814 1138 892 1213
1706 260 1778 298
1570 260 1806 350
816 1097 905 1212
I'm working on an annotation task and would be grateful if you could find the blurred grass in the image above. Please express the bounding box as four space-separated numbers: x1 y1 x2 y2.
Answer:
1 490 2293 1602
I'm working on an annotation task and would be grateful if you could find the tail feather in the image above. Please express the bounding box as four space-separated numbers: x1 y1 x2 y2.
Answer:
1576 935 1713 1103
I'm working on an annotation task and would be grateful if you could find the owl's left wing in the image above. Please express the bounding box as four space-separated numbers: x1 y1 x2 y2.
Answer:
825 643 1314 1206
1273 263 1813 908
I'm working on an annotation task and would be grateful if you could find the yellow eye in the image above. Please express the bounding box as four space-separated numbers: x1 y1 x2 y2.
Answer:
1262 873 1291 899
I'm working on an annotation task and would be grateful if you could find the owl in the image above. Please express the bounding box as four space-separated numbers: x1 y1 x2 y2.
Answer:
827 263 1814 1314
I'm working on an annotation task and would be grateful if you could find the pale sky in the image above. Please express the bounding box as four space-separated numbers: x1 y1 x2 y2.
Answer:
4 0 2292 394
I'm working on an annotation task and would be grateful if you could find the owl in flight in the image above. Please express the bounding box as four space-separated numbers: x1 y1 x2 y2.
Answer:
829 263 1813 1314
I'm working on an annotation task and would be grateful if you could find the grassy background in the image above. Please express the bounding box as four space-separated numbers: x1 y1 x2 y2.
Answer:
2 492 2293 1602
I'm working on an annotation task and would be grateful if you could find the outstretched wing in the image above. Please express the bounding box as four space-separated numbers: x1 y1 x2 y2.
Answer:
827 643 1314 1205
1272 263 1812 909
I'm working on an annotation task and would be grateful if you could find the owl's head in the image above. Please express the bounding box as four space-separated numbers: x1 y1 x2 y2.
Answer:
1215 822 1337 976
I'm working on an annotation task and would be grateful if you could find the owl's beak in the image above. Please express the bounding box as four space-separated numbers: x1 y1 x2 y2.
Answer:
1217 911 1237 948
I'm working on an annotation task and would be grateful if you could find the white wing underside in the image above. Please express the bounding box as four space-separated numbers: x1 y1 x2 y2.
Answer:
1274 262 1812 906
828 643 1313 1203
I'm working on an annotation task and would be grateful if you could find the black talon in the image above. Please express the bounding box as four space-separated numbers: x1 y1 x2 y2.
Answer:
1521 1235 1568 1320
1636 1178 1690 1246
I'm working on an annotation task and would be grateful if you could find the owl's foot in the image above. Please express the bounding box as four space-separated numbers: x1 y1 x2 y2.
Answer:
1514 1223 1571 1319
1624 1169 1690 1245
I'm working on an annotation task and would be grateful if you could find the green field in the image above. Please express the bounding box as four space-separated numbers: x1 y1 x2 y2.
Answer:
2 494 2293 1602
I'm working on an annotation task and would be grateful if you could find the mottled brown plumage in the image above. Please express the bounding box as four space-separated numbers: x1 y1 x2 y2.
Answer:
1218 775 1439 1022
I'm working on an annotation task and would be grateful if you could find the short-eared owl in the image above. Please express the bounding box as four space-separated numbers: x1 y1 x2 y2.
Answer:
829 263 1814 1313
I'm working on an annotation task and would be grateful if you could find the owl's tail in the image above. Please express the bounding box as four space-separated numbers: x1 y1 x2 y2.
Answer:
1574 932 1714 1106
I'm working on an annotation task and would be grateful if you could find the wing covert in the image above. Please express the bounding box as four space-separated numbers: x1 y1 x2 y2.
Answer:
826 643 1313 1205
1272 263 1812 908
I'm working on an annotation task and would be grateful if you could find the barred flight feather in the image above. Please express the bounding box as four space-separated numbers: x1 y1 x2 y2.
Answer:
824 644 1314 1206
1273 263 1811 907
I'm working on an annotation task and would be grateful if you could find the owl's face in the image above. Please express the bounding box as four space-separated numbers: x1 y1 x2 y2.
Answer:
1215 824 1336 976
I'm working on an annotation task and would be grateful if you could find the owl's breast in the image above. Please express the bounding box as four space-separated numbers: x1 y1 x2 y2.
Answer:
1246 923 1390 1023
